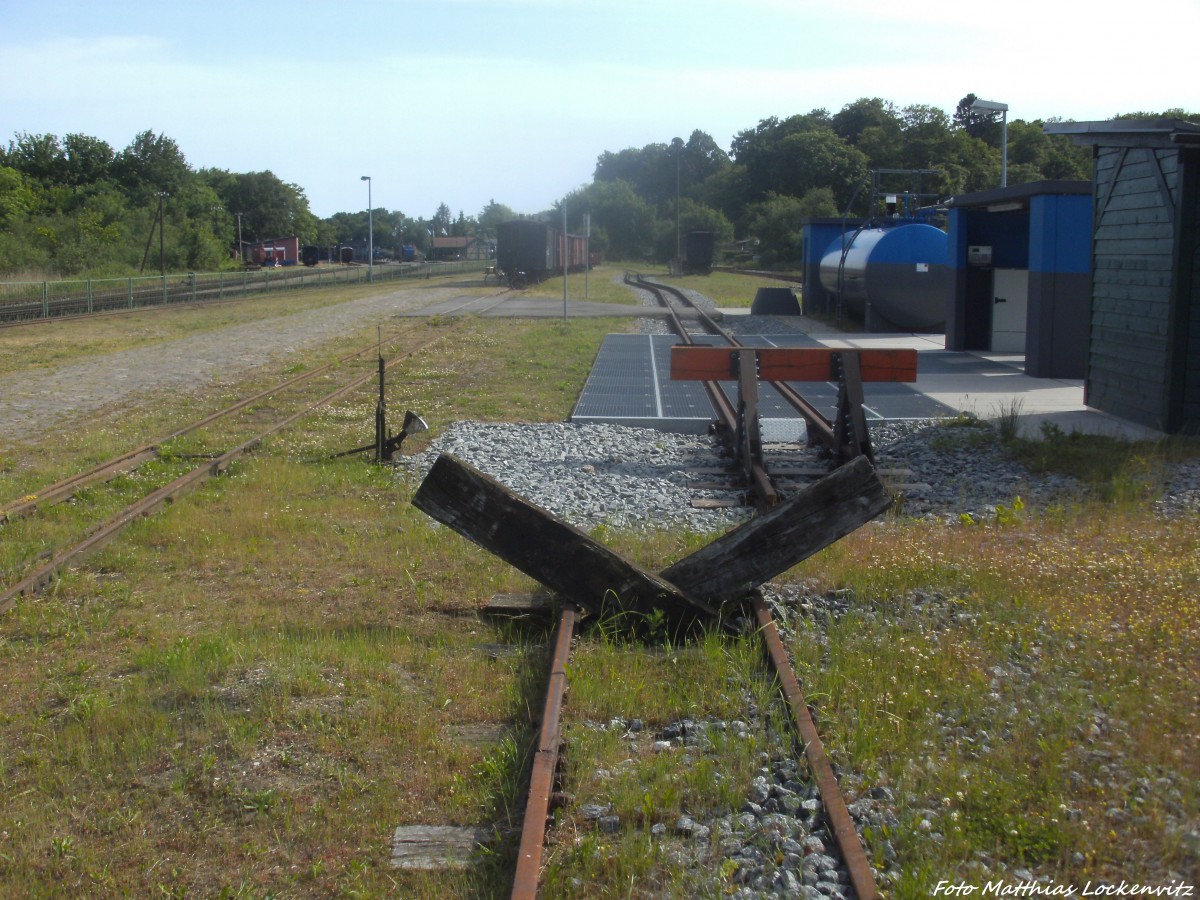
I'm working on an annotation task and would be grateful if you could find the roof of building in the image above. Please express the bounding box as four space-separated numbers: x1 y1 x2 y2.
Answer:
1044 118 1200 147
432 236 477 249
941 180 1091 210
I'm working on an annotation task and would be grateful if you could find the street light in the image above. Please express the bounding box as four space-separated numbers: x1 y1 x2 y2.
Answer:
361 175 373 282
971 98 1009 188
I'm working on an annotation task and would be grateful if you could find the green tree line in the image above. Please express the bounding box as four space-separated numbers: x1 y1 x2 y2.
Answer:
0 129 460 278
2 99 1195 277
560 96 1195 266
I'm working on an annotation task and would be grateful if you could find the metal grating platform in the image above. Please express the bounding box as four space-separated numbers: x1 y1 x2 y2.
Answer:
570 333 956 437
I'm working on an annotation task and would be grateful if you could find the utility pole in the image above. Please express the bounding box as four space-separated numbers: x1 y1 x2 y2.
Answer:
158 191 167 276
361 176 373 282
673 137 683 274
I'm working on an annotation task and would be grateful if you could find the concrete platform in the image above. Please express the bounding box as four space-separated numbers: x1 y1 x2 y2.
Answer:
397 292 1158 440
572 317 1162 441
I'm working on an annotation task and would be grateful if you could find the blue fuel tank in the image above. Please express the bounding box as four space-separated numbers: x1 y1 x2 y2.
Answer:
818 223 948 330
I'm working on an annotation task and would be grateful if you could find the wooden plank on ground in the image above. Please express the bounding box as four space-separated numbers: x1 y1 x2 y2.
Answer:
484 592 558 615
412 454 718 630
660 455 892 608
391 825 491 870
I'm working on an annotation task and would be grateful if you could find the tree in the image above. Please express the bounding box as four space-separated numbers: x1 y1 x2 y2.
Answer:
747 189 836 266
680 130 731 193
593 131 728 216
897 104 960 176
5 132 67 183
833 97 901 146
0 166 33 222
767 128 869 211
112 130 191 199
730 110 837 200
62 134 115 187
953 94 1003 145
696 165 752 237
477 199 515 237
204 169 317 243
654 198 733 261
560 180 655 260
431 203 452 237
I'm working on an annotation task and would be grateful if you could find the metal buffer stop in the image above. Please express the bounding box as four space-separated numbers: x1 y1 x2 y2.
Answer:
670 346 918 504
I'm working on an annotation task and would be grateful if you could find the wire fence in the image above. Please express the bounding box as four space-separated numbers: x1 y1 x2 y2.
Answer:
0 260 489 325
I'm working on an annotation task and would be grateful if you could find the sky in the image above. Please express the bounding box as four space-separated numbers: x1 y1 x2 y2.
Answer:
2 0 1198 222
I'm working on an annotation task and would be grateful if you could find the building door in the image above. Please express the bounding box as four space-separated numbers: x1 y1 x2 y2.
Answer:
991 268 1029 353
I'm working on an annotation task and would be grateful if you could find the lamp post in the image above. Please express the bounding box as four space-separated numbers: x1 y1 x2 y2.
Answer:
971 98 1009 188
361 175 373 282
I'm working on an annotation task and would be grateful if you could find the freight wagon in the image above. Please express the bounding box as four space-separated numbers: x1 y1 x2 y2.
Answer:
496 220 587 289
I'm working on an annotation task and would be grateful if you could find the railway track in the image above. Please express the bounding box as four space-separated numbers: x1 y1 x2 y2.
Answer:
0 291 509 612
509 595 877 899
501 276 879 898
625 272 851 507
0 261 484 328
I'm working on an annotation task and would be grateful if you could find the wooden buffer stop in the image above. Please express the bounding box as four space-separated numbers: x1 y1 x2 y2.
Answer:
412 452 893 634
669 345 917 506
411 454 892 900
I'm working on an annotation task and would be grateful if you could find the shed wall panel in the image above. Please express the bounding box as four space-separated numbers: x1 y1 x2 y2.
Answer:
1086 145 1186 430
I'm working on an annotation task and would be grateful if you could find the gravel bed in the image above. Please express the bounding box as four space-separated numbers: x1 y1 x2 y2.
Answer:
393 418 1200 531
571 705 864 899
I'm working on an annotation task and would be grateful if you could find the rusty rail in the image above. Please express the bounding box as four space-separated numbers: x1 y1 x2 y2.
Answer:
512 603 577 900
751 591 877 900
1 294 509 524
626 274 778 506
0 314 483 611
641 275 841 456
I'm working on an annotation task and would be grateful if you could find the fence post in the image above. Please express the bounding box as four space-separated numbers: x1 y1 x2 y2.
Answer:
87 279 93 314
128 278 133 309
42 281 49 319
191 272 197 303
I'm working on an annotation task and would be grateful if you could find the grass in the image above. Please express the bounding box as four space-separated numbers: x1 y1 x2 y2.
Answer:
520 263 794 309
0 274 1198 895
520 265 642 306
791 509 1199 891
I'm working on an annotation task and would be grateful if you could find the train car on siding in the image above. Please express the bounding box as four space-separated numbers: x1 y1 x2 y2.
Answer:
496 220 586 289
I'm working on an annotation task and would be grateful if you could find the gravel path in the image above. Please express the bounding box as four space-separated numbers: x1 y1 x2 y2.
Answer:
0 285 460 450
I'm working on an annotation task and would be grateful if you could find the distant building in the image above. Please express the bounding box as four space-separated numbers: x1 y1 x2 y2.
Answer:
430 236 493 261
248 236 300 266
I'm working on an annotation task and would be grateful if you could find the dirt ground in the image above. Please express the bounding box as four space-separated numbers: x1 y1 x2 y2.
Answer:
0 285 462 451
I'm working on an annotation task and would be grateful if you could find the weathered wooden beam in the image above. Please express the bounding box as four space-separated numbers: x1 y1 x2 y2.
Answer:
412 454 719 629
660 455 892 608
391 825 491 870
